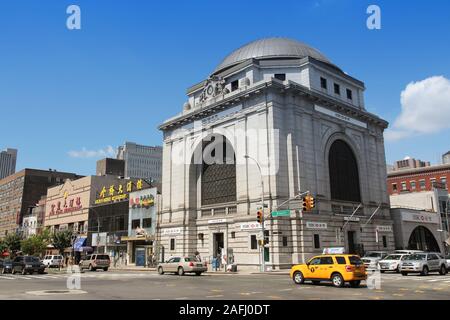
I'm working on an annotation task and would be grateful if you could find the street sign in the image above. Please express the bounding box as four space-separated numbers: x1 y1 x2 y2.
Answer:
256 231 264 241
271 210 290 217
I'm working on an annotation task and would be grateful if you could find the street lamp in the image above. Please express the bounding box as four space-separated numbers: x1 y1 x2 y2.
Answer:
244 155 266 272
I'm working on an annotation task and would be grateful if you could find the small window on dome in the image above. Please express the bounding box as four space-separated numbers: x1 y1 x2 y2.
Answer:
320 77 327 89
274 74 286 81
231 80 239 92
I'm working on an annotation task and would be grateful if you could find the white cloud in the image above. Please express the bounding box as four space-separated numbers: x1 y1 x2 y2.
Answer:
385 76 450 141
68 146 116 159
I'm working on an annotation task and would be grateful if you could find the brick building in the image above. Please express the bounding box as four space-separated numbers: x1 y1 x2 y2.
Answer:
387 163 450 195
0 169 82 238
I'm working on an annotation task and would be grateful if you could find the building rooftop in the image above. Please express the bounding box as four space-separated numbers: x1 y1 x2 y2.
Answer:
387 163 450 177
213 37 334 74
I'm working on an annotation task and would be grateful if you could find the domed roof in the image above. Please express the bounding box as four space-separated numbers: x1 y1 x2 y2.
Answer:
213 37 332 74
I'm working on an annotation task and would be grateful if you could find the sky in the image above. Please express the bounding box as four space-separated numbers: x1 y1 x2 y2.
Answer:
0 0 449 176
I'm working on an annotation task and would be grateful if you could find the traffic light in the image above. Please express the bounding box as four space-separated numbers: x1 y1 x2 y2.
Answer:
256 209 263 224
308 195 315 210
302 195 316 211
302 196 308 211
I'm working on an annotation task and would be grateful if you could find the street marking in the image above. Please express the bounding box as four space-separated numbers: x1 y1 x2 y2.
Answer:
268 295 283 299
206 295 224 298
210 289 224 292
278 288 293 292
0 276 14 280
398 288 409 291
414 290 424 293
175 297 189 300
392 293 404 297
444 280 450 283
427 279 442 282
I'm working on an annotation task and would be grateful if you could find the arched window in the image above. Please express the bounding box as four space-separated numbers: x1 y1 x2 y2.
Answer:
408 226 440 252
201 136 236 206
328 140 361 202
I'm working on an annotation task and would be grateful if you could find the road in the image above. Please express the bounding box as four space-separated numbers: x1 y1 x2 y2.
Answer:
0 270 450 300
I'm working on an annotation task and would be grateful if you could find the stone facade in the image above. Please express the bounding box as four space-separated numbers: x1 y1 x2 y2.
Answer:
158 38 395 269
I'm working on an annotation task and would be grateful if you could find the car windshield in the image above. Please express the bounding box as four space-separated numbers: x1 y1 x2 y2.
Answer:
406 254 426 261
383 255 401 260
184 257 194 262
400 255 410 260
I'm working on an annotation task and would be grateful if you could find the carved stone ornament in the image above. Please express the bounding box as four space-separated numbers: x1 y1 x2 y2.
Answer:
199 76 227 102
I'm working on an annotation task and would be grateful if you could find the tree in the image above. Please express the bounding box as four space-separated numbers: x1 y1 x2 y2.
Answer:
4 233 22 254
21 234 48 257
52 230 73 256
0 240 7 255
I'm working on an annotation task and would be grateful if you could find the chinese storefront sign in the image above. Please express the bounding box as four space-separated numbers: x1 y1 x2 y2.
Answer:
49 191 82 216
95 179 145 205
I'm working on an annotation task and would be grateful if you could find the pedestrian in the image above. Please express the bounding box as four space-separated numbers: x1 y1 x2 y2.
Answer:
221 248 227 272
194 251 201 262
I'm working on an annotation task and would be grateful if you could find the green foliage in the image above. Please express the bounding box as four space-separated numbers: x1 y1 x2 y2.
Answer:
52 230 73 255
3 233 22 253
20 234 48 257
0 240 7 254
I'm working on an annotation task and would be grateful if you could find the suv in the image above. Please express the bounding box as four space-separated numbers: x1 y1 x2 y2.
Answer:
399 252 448 276
157 256 208 276
0 258 13 274
42 255 63 268
79 254 110 271
361 251 389 270
290 254 367 288
12 256 46 275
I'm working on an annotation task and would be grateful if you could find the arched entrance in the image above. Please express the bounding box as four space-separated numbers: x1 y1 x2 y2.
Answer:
328 139 361 202
408 226 440 252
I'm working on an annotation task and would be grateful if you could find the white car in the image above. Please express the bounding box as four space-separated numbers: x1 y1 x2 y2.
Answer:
42 255 63 268
394 250 424 255
378 254 409 273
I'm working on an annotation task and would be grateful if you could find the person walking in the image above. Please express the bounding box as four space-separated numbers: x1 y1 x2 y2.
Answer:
194 251 201 262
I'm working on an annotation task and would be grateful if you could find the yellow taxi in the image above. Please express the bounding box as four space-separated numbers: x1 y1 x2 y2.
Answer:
290 254 367 288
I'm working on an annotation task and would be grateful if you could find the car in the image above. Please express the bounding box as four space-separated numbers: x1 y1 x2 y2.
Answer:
42 255 63 268
399 252 447 276
157 256 208 276
445 254 450 271
79 254 110 271
12 256 46 275
290 254 367 288
361 251 389 270
378 254 409 273
0 258 13 274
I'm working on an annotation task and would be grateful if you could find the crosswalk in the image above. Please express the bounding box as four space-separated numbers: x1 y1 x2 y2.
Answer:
0 272 158 282
380 274 450 284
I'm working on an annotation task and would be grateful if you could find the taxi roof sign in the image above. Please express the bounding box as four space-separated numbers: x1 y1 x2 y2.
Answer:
323 247 345 254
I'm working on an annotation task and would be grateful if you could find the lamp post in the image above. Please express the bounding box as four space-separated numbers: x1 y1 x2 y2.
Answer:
244 155 266 272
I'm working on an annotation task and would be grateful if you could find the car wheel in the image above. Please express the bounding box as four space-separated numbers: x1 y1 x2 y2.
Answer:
331 273 344 288
380 270 385 273
311 280 320 285
421 266 429 276
178 267 185 276
396 266 400 273
401 272 408 276
350 280 361 288
195 272 202 276
158 267 164 275
439 265 447 275
103 267 108 272
293 271 304 285
89 264 95 272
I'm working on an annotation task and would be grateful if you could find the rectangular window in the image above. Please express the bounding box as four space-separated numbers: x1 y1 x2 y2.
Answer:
170 238 175 251
382 236 387 248
419 179 426 189
441 177 447 189
142 218 152 228
320 77 327 89
131 219 140 229
231 80 239 91
335 256 346 264
392 183 397 192
313 234 320 249
401 182 407 191
346 89 353 100
410 181 416 190
274 73 286 81
231 231 235 239
430 178 436 188
250 235 257 250
282 236 288 247
334 83 340 95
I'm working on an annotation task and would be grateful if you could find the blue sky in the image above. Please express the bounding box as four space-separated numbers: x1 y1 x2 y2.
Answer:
1 0 449 175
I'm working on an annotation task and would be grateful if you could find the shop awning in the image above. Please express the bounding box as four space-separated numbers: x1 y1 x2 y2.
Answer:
73 236 87 252
121 235 154 241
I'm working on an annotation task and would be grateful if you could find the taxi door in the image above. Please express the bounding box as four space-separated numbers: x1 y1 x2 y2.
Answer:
306 257 322 278
317 256 335 279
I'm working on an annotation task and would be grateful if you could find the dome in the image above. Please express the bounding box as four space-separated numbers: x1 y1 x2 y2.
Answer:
213 37 332 74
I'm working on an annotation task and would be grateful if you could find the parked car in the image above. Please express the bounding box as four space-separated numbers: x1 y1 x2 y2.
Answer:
290 254 367 288
399 252 447 276
0 258 13 274
361 251 389 270
42 255 63 268
79 254 110 271
157 256 208 276
12 256 46 275
378 254 409 273
445 255 450 271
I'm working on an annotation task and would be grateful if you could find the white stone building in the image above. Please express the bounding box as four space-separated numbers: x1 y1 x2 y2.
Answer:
158 38 394 270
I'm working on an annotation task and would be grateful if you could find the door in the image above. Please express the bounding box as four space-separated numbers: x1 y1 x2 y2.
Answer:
318 256 335 279
306 257 321 278
213 233 224 257
167 257 180 272
135 248 146 267
428 254 439 271
347 231 356 254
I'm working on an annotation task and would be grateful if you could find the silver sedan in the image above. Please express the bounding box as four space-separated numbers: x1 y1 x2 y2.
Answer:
157 256 208 276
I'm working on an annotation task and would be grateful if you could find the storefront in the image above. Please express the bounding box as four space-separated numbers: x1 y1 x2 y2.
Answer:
391 208 444 254
123 188 157 266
